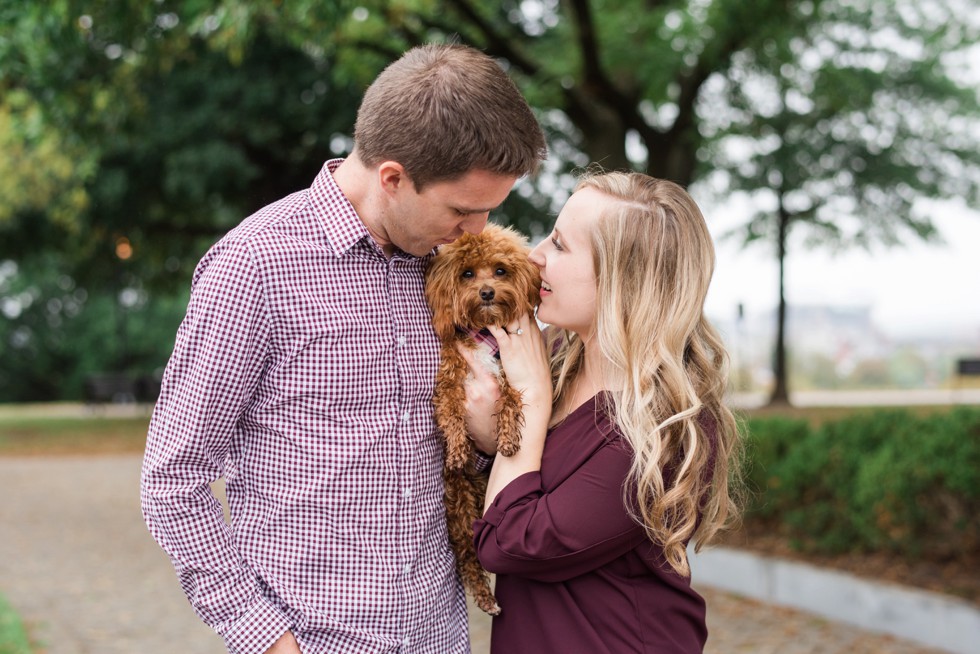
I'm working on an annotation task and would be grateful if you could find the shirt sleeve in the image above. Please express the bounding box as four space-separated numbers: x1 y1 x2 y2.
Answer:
473 438 643 583
140 237 291 653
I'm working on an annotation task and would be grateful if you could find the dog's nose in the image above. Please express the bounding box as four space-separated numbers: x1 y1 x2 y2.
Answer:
480 286 495 302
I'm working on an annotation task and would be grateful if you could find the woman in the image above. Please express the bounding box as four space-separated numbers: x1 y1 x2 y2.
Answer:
468 171 742 653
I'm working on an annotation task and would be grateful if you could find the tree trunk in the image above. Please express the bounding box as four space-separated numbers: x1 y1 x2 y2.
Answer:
768 203 791 406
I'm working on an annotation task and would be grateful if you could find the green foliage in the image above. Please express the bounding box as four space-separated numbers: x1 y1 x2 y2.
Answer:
0 592 31 654
1 0 978 400
742 416 811 517
0 1 362 291
0 256 188 402
744 408 980 558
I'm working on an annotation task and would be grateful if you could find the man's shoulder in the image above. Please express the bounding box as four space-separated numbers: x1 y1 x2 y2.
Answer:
191 190 314 284
229 189 313 243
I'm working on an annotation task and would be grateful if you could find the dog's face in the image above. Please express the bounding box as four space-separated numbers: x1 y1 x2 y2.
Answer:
425 224 541 341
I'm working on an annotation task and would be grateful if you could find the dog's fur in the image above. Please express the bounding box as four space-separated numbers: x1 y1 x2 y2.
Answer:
425 223 541 616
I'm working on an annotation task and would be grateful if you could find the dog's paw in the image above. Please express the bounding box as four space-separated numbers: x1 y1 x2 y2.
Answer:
477 596 502 616
496 439 521 457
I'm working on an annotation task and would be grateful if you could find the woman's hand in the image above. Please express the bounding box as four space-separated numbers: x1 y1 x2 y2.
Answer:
486 314 552 412
458 344 501 456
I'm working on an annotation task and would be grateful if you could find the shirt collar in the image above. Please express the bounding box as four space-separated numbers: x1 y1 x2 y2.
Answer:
309 158 372 257
309 158 435 262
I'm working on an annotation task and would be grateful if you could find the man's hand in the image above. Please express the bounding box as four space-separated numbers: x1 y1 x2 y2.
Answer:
265 631 301 654
458 344 501 455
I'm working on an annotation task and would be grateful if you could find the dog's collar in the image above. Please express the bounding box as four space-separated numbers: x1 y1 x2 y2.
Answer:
458 327 500 358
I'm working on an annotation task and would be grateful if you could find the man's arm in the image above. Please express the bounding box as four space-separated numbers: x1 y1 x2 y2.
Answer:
140 237 291 654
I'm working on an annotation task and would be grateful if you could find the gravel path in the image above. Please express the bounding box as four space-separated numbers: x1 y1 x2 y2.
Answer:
0 455 946 653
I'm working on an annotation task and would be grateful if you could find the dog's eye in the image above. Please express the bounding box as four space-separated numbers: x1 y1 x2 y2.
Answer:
494 267 507 277
461 270 474 279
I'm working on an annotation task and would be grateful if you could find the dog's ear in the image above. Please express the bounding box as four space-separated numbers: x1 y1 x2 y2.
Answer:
425 254 459 341
518 257 542 311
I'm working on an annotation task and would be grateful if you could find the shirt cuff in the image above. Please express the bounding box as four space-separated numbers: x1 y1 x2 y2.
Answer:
222 595 294 654
480 470 543 527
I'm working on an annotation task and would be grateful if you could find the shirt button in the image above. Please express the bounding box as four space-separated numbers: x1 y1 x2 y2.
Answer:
402 637 411 647
397 336 407 346
401 411 411 422
402 488 412 499
403 563 411 574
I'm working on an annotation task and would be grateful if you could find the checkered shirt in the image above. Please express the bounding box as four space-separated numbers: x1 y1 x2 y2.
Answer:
141 159 470 654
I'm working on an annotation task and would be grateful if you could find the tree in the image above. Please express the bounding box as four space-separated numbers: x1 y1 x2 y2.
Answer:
300 0 979 404
698 0 980 404
0 0 362 290
1 0 978 401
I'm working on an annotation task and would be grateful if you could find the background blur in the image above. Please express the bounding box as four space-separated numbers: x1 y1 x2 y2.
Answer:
1 0 978 407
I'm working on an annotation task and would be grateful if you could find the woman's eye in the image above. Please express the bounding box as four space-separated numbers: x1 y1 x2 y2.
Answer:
551 237 564 251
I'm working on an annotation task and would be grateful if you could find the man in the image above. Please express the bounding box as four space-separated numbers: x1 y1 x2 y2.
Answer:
141 43 546 654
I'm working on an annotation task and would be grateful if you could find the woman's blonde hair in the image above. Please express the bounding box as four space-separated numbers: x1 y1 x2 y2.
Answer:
549 170 743 577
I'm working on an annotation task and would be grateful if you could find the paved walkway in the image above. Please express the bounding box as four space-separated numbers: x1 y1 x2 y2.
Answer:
0 455 949 653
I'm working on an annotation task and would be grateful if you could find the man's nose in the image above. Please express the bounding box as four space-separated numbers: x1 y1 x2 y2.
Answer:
461 212 490 235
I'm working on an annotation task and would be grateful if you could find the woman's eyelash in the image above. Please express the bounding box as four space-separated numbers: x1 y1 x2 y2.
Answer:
551 236 564 251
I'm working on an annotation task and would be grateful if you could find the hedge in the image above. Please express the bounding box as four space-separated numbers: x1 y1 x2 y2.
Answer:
743 407 980 558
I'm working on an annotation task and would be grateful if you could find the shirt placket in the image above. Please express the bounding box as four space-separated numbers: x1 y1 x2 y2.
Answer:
388 255 422 651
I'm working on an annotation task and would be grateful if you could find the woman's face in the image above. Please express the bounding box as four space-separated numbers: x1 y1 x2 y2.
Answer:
528 186 607 336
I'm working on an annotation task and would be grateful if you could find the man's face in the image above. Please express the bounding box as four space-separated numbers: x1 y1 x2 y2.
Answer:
384 168 518 257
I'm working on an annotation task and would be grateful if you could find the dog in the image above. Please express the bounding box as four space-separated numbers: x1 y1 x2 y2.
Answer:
424 223 541 616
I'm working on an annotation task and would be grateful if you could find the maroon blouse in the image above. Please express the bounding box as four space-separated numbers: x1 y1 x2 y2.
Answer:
473 395 709 653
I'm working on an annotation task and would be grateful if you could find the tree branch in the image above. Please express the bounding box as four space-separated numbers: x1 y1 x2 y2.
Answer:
442 0 541 77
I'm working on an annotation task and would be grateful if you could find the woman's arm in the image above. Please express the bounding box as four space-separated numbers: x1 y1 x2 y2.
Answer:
482 313 553 513
474 438 642 583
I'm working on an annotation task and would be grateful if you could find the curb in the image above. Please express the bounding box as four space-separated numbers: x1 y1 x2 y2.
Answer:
689 546 980 654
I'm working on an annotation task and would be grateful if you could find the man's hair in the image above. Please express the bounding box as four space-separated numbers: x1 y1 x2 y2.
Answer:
353 44 547 189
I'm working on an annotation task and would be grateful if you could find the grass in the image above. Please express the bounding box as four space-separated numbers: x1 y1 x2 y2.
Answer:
738 402 959 427
0 409 151 456
0 401 966 456
0 593 32 654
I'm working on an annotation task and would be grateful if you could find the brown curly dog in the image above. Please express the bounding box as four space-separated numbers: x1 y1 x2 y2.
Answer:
424 223 541 616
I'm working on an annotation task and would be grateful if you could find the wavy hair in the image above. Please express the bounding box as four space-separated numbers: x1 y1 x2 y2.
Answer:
548 171 743 577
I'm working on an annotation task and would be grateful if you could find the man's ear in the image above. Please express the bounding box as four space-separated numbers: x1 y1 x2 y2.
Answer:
377 161 411 195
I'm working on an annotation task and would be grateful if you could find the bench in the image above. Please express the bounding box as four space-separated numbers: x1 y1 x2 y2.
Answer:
956 358 980 377
83 374 138 404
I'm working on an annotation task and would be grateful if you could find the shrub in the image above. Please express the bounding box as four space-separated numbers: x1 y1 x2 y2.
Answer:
741 416 811 519
852 408 980 557
742 408 980 559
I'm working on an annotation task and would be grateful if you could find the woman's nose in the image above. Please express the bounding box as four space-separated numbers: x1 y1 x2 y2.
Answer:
528 242 545 267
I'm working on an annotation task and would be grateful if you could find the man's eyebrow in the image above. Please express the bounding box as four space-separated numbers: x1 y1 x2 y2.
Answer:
453 203 502 215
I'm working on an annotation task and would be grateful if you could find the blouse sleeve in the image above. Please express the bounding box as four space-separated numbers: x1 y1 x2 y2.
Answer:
473 438 643 583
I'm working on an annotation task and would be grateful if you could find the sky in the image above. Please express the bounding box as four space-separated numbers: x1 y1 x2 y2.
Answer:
701 197 980 341
700 35 980 343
